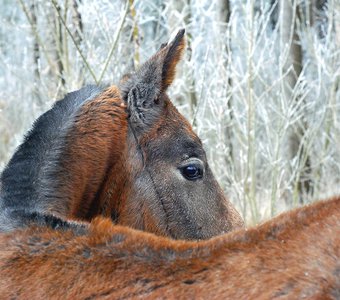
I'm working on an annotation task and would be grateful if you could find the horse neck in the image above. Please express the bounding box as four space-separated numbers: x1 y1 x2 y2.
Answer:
92 154 131 222
0 197 338 298
49 86 129 221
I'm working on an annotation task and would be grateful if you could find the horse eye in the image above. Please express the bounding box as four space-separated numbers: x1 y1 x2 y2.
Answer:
181 164 203 180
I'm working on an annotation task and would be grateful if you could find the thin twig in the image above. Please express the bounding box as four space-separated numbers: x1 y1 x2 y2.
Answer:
97 1 130 84
51 0 98 84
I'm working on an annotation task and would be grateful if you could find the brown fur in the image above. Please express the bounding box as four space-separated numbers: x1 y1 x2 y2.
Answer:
0 196 339 299
63 30 243 238
48 86 129 220
0 30 244 238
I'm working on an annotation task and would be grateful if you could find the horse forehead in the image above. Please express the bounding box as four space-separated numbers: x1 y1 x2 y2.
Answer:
154 115 201 147
163 102 198 139
143 121 204 161
139 97 202 150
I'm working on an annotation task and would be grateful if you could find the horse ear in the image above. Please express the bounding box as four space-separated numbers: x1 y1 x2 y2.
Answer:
120 29 185 98
119 29 185 134
158 29 186 91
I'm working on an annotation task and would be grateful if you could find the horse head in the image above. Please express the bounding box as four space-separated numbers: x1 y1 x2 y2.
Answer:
117 30 244 239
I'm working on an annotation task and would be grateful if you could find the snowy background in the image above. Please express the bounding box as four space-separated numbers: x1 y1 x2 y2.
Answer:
0 0 339 224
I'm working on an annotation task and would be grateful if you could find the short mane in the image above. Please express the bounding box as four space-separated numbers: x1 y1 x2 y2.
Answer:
0 86 102 212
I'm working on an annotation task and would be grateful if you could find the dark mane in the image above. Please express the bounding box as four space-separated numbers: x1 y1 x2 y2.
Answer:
0 85 102 213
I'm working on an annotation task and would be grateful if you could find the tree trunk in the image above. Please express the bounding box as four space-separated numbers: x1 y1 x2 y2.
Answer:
120 0 138 72
280 0 312 204
217 0 234 165
72 0 83 45
51 1 66 90
72 0 84 85
29 0 42 105
310 0 328 39
167 0 197 117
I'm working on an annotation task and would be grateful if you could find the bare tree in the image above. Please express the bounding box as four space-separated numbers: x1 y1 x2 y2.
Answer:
71 0 83 46
310 0 328 38
50 1 66 90
120 0 138 73
217 0 234 165
167 0 197 117
71 0 84 85
2 0 340 223
29 0 42 105
280 0 313 204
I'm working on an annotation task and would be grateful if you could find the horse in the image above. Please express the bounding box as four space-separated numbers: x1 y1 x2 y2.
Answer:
0 29 244 240
0 196 338 299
